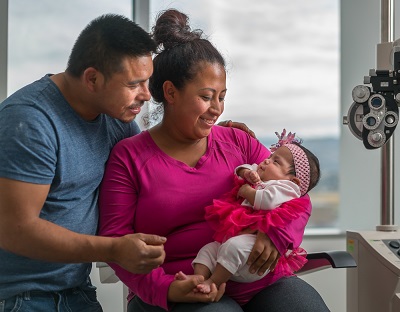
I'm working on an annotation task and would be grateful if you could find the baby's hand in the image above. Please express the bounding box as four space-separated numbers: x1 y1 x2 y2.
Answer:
238 184 252 198
244 170 261 184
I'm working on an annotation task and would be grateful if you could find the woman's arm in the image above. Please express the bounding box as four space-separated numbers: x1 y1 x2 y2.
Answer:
247 195 311 275
266 195 311 253
98 144 173 308
237 184 257 206
98 142 224 309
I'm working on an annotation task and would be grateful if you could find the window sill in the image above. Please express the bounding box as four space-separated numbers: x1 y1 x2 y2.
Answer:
304 228 345 237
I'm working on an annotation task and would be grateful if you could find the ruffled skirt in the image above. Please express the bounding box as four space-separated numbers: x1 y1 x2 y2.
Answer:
205 175 307 274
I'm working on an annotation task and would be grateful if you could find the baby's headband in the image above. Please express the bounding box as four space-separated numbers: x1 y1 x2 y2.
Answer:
270 129 310 196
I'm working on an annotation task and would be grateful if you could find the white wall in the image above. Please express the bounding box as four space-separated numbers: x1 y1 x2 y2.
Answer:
91 269 126 312
340 0 400 231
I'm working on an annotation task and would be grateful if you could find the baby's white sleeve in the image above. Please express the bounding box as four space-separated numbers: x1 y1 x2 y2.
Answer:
254 180 301 210
234 163 258 177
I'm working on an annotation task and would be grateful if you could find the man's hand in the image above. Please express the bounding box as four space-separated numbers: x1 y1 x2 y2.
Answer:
247 231 280 275
218 120 256 138
112 233 166 274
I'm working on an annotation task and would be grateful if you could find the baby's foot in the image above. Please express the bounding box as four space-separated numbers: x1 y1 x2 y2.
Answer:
196 279 213 294
175 271 205 293
174 271 188 280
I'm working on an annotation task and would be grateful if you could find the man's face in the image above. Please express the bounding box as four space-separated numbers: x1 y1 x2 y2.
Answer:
96 55 153 123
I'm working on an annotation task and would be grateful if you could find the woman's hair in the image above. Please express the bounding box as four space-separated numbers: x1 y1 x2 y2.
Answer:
145 9 225 126
287 143 321 193
66 14 156 80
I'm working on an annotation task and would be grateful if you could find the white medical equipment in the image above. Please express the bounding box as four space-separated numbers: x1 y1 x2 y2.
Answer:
346 230 400 311
343 1 400 311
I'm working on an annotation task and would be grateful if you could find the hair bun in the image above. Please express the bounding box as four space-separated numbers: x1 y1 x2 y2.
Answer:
152 9 202 50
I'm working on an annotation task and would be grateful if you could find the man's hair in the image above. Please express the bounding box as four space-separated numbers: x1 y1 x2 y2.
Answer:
66 14 156 80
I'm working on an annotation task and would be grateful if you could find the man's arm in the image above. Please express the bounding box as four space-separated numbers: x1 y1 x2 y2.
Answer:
0 177 166 273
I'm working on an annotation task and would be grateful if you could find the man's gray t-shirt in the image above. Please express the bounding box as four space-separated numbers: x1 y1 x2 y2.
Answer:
0 75 140 299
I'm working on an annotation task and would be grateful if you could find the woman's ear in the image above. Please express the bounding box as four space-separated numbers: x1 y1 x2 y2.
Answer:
163 81 176 104
291 177 301 187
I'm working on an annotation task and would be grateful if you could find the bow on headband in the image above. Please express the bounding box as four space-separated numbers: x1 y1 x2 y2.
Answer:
270 129 303 152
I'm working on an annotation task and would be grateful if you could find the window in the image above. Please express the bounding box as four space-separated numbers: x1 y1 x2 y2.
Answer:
150 0 340 228
7 0 132 94
7 0 340 229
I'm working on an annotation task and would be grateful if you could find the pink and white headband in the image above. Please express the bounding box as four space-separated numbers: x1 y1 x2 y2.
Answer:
270 129 310 196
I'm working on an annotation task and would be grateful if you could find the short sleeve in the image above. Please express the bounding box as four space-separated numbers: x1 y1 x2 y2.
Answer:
0 105 57 184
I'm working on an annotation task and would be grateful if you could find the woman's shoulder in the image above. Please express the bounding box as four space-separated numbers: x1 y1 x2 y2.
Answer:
212 125 252 141
211 126 268 161
108 130 160 168
111 130 151 154
117 129 148 143
212 125 266 149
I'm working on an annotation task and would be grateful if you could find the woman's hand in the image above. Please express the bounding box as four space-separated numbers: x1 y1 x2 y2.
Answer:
246 231 280 275
218 120 256 138
167 274 225 303
237 184 251 198
237 185 256 207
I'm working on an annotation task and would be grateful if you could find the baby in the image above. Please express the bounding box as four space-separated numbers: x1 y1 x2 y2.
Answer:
177 130 320 293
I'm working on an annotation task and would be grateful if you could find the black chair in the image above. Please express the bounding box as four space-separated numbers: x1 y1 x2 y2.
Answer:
296 250 357 275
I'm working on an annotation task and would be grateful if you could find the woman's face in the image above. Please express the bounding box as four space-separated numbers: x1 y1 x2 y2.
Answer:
171 62 227 140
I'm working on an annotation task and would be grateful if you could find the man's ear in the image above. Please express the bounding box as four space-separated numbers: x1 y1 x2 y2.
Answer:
83 67 100 92
291 177 301 187
163 81 176 103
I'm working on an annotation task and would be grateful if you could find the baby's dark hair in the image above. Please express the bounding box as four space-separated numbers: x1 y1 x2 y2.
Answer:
287 143 321 193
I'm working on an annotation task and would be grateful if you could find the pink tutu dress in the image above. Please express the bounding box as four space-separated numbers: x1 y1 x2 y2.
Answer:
205 175 308 275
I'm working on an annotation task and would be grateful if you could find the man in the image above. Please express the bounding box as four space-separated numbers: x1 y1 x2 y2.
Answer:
0 14 166 311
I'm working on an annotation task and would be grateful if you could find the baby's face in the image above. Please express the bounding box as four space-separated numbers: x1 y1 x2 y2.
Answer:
257 146 294 182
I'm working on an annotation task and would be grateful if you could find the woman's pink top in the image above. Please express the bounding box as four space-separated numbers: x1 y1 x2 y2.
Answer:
98 126 311 310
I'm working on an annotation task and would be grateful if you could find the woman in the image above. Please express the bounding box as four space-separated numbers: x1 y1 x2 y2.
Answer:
98 9 329 312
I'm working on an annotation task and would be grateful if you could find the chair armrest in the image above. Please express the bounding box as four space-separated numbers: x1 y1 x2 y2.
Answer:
96 262 120 283
296 250 357 275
